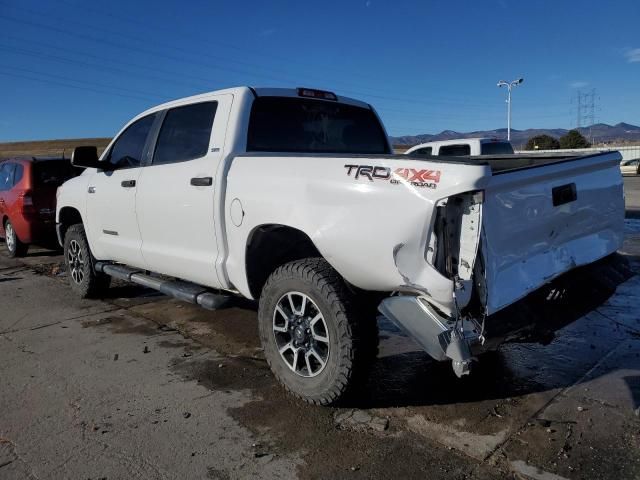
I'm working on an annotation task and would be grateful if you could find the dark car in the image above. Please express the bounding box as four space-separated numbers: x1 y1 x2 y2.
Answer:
0 157 81 257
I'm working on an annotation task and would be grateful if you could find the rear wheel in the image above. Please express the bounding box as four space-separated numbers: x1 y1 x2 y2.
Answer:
3 219 28 258
258 258 378 405
64 224 110 298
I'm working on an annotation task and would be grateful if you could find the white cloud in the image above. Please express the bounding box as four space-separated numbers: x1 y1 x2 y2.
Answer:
260 28 276 37
569 81 589 88
625 48 640 63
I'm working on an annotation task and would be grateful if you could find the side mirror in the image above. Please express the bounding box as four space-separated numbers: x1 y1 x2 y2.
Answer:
71 146 102 169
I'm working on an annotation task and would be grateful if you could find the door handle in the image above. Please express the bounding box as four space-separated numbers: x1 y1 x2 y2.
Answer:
88 186 96 194
190 177 212 187
121 180 136 188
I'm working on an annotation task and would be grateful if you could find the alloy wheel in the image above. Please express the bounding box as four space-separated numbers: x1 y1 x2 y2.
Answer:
272 291 330 378
5 222 15 252
67 239 85 284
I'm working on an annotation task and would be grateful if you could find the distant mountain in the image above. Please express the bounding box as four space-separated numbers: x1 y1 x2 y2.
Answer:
390 122 640 148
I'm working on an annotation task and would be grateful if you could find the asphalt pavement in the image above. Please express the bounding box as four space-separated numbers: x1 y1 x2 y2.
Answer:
0 177 639 479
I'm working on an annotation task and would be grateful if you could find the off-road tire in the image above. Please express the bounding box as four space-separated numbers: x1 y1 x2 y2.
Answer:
64 224 110 298
3 219 28 258
258 258 379 405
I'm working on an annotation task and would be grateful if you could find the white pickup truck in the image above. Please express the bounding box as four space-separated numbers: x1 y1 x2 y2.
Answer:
56 87 625 405
404 137 514 156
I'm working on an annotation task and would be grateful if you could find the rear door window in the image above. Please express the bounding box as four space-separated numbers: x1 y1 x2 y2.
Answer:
33 161 80 188
106 113 157 169
153 102 217 165
0 163 15 191
412 147 432 156
13 164 23 186
439 144 471 156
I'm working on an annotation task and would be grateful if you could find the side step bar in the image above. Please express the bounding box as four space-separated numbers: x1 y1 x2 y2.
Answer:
95 262 229 310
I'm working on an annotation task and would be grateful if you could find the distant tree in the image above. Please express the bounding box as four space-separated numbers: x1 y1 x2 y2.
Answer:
525 134 560 150
559 130 591 148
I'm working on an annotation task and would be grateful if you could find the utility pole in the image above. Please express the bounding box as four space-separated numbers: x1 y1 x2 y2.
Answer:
497 78 524 141
576 91 584 129
573 89 598 143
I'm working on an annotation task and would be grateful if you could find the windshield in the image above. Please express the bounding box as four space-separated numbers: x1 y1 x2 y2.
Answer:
33 160 81 188
480 141 514 155
247 97 390 154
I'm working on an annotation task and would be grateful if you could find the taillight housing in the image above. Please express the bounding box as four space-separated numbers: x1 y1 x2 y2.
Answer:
425 191 484 281
19 190 36 215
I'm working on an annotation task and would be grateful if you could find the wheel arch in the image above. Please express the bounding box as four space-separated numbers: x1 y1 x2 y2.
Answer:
57 206 84 244
1 214 9 238
245 223 323 299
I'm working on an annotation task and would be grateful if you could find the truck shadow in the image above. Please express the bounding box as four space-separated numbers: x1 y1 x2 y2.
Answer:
349 253 638 409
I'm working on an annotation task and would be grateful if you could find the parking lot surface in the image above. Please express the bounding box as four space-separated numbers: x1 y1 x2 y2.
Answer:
1 178 639 480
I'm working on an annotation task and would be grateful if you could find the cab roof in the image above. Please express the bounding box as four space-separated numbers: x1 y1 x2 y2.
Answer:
143 86 371 115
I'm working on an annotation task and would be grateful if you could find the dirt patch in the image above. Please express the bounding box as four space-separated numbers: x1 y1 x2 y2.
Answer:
129 300 261 357
81 315 163 336
503 411 640 479
157 339 198 350
28 260 66 278
170 355 505 480
171 356 272 392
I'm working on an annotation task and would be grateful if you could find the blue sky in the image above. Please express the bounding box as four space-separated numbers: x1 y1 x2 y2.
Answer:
0 0 639 141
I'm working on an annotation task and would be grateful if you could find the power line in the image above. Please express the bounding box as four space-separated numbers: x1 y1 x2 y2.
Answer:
0 70 158 103
12 65 169 100
0 4 576 134
0 4 546 109
0 43 213 93
0 21 516 112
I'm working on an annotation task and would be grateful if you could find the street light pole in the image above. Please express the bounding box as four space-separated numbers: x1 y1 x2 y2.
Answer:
497 78 524 141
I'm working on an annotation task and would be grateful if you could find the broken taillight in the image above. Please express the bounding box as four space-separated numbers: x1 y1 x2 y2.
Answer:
425 191 484 281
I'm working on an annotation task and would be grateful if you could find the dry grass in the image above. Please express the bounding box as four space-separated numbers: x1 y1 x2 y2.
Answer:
0 138 112 160
393 145 411 154
1 138 412 158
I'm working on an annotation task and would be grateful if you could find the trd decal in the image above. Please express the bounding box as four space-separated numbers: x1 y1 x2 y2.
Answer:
344 164 440 189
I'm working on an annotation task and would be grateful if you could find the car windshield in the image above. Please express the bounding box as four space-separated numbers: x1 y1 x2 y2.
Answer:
33 160 81 187
480 141 514 155
247 97 390 154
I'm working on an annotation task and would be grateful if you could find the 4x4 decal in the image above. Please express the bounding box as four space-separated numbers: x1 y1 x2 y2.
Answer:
344 164 440 189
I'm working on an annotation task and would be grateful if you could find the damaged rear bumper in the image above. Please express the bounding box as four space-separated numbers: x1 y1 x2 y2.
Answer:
378 295 483 377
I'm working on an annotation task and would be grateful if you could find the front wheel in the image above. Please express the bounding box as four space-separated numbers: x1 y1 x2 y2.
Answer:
64 224 110 298
3 219 28 258
258 258 378 405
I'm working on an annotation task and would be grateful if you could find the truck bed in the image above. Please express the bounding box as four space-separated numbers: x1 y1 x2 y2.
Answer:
478 152 602 174
405 151 604 174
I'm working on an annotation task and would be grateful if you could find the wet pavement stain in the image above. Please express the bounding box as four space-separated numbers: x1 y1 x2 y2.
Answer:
82 315 163 336
170 355 507 479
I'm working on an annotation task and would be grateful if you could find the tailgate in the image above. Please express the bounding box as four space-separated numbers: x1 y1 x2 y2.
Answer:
481 152 624 314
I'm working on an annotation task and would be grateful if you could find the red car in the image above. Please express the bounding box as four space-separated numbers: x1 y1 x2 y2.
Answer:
0 157 80 257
